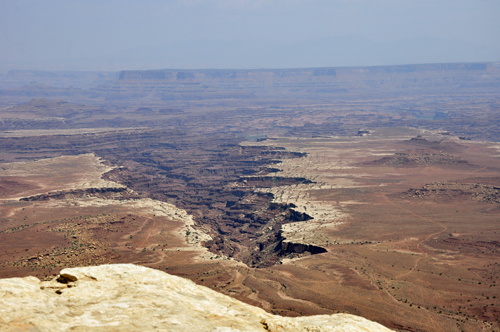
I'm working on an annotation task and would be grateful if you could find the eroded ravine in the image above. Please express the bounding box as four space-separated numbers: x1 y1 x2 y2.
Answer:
0 130 331 269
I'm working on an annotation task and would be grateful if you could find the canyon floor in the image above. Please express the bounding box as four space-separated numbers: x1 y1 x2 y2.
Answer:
0 63 499 332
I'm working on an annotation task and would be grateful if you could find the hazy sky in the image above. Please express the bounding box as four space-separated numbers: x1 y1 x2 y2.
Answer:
1 0 499 71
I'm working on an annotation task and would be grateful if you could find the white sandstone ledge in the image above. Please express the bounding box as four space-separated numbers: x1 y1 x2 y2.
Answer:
0 264 393 332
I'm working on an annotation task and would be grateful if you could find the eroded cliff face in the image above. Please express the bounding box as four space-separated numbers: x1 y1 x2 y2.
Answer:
0 264 392 332
0 130 324 268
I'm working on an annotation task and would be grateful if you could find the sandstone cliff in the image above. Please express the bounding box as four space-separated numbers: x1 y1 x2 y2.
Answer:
0 264 392 332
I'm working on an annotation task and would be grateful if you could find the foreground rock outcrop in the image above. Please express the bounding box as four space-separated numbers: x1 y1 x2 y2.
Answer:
0 264 392 331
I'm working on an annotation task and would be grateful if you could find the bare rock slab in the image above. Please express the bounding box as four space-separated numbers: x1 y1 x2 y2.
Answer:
0 264 392 331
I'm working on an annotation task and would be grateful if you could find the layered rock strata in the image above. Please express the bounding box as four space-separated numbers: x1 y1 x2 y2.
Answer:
0 131 322 267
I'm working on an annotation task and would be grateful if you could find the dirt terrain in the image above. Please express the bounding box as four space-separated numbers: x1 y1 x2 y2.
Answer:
1 62 500 331
239 129 500 331
1 128 498 331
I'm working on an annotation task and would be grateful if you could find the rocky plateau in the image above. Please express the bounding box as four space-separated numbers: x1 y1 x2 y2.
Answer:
0 264 392 332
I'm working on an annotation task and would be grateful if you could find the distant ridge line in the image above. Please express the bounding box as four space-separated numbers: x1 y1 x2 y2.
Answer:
118 62 490 80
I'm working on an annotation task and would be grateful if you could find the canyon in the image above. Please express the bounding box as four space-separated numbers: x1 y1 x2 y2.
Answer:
0 62 499 331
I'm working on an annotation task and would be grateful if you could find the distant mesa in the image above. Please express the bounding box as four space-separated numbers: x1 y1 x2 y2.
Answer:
116 62 490 82
176 71 195 80
206 70 238 78
135 107 154 114
118 70 171 80
117 70 196 80
364 62 488 73
313 68 337 76
159 108 184 114
105 63 499 104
